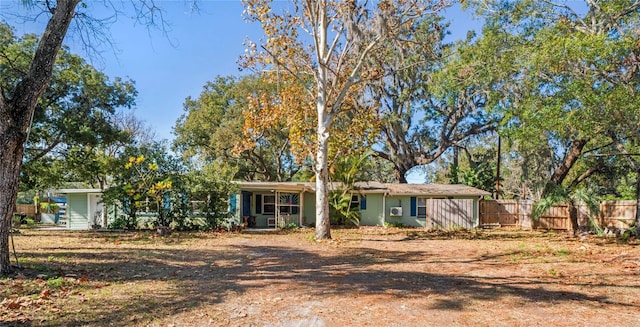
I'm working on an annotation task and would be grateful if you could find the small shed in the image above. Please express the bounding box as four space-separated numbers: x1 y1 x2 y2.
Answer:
55 189 103 230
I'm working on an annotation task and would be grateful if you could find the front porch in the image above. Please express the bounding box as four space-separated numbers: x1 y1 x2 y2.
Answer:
236 182 313 229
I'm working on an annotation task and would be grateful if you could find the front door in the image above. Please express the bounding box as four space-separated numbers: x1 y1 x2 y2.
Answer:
277 192 300 227
242 192 252 217
88 193 104 228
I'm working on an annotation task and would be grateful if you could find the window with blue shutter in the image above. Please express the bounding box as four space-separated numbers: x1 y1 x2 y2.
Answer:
360 195 367 210
255 194 262 214
410 197 417 216
229 195 236 214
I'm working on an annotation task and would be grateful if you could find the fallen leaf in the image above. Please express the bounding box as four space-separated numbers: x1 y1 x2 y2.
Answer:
41 289 52 300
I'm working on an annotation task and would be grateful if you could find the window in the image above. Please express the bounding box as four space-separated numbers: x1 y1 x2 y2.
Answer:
350 194 360 209
279 193 300 215
417 198 427 218
263 195 276 214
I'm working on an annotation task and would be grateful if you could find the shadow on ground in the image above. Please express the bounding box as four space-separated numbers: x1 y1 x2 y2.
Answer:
5 229 638 326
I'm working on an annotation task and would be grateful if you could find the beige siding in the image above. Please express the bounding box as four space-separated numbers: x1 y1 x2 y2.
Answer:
426 199 476 230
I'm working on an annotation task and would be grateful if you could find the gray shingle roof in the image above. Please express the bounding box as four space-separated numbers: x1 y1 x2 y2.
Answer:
235 181 490 196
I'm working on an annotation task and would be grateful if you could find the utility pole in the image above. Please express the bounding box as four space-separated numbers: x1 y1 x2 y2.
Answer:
495 135 501 199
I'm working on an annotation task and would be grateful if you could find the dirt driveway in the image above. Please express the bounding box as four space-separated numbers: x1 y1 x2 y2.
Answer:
1 227 639 326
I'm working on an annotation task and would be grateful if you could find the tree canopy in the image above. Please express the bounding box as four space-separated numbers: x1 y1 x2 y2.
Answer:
0 22 137 191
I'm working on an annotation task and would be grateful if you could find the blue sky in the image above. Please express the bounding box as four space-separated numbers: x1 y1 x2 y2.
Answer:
2 1 483 183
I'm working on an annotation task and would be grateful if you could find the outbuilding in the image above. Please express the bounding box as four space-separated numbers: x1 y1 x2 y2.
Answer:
55 189 104 230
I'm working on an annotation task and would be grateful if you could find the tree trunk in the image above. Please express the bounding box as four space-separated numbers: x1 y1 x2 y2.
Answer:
315 127 331 240
314 85 331 239
313 3 332 240
100 179 108 227
635 172 640 234
393 166 408 184
451 145 459 184
0 136 25 274
391 156 415 184
0 0 80 275
569 204 579 237
542 138 588 198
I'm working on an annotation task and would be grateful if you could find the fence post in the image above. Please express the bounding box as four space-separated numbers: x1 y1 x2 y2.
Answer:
515 200 520 227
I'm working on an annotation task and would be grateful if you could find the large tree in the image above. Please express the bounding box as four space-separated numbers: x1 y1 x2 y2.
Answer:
367 15 495 183
464 0 640 199
241 0 447 240
174 75 302 182
0 0 81 275
0 0 167 274
0 23 137 191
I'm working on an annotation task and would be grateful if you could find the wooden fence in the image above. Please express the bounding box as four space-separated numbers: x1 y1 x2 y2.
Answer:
583 200 637 229
479 200 531 228
480 200 638 231
14 204 37 217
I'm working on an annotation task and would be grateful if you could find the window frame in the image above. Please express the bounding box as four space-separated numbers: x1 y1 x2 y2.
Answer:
417 197 427 219
350 194 360 210
263 194 276 215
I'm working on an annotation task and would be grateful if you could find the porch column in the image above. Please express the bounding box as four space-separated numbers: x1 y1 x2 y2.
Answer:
275 191 279 229
300 191 304 226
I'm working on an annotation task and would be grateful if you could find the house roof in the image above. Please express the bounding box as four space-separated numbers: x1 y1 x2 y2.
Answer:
233 182 312 192
55 188 103 194
234 181 490 197
380 183 491 196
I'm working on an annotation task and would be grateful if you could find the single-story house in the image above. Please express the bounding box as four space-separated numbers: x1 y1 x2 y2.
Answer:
55 189 104 230
232 181 491 229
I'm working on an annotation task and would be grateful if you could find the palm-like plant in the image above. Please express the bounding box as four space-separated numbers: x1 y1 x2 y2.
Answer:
328 150 373 226
533 186 602 236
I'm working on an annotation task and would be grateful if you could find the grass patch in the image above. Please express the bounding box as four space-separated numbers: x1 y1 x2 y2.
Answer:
45 277 67 289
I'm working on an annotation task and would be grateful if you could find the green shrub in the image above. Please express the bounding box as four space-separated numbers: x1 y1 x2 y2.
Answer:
329 193 360 226
384 221 408 228
45 277 67 289
108 217 128 230
620 222 636 243
282 222 299 230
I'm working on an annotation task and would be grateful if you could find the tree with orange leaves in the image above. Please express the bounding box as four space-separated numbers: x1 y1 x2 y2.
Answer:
241 0 448 240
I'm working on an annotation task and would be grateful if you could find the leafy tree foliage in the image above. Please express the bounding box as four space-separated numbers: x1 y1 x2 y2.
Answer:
174 75 302 182
185 163 237 230
368 14 496 183
0 22 137 191
103 142 184 229
449 146 498 194
328 150 374 226
462 0 639 199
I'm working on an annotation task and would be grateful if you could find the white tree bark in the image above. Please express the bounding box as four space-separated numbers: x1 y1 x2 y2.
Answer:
314 1 332 239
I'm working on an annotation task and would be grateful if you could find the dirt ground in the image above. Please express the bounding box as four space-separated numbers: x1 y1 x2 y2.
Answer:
1 227 639 326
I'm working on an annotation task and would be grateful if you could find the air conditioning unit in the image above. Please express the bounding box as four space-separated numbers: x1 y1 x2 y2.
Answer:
389 207 403 217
